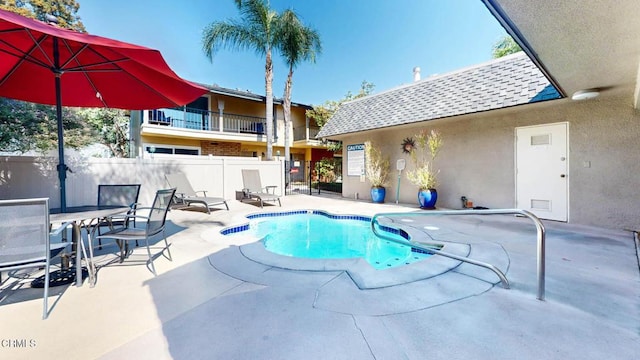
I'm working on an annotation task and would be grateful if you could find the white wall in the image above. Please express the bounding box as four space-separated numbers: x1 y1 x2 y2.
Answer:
335 88 640 231
0 155 284 208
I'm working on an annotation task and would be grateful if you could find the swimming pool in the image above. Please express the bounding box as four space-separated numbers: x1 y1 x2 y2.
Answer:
222 210 432 269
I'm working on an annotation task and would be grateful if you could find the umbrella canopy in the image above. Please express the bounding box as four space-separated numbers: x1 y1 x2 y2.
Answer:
0 9 207 108
0 9 208 211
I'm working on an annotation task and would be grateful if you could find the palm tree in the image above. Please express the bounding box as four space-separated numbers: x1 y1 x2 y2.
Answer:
492 35 522 58
202 0 280 160
278 9 321 164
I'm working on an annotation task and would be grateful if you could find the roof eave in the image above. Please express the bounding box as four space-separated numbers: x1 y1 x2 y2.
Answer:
481 0 567 98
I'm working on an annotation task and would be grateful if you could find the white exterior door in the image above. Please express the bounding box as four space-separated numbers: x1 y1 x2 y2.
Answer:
516 123 568 221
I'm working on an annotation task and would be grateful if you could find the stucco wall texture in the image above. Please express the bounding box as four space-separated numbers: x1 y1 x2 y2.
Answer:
338 90 640 230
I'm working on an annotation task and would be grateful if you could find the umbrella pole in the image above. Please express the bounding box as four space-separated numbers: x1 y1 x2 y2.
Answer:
55 78 66 212
53 37 66 212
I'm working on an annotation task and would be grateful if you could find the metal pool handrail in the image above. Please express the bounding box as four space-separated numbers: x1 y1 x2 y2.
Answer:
371 209 546 300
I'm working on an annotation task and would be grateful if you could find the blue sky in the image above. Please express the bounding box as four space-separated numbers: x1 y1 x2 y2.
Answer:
79 0 508 106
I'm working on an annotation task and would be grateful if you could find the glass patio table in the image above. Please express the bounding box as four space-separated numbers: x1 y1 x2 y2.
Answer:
48 205 129 287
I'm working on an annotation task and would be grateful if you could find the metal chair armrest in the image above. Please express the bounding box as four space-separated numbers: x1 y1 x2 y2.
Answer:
172 194 186 205
133 206 164 212
242 188 253 198
50 221 74 236
105 212 150 223
126 214 149 222
122 206 165 221
128 202 142 211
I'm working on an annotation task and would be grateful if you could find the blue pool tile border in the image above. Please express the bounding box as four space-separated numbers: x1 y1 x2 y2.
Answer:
312 210 372 222
220 223 250 235
246 210 309 220
220 209 412 242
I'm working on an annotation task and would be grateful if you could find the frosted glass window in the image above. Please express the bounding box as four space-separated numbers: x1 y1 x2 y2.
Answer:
530 134 551 146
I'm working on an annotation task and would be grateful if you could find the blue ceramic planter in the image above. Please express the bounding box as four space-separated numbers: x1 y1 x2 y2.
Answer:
371 187 386 203
418 189 437 209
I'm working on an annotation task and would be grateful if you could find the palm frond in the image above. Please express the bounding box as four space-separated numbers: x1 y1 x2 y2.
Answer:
277 9 322 69
202 21 262 60
240 0 276 44
202 0 281 61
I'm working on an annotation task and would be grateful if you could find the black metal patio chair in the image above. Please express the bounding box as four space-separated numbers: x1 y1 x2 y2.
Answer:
96 184 141 247
94 188 176 276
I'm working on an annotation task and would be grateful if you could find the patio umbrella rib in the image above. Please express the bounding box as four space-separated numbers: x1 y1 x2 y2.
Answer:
62 42 182 109
0 33 51 87
87 66 183 109
58 37 186 106
62 59 130 72
60 40 114 108
0 38 52 69
58 38 135 72
26 29 55 68
77 70 109 108
57 41 89 69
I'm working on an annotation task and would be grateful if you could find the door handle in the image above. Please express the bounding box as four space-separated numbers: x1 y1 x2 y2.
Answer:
560 174 566 178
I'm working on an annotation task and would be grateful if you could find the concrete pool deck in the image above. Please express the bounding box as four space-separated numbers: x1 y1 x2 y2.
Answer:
1 194 639 359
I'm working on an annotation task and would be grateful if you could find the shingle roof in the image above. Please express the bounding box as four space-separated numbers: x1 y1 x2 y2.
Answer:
194 82 312 109
317 52 561 138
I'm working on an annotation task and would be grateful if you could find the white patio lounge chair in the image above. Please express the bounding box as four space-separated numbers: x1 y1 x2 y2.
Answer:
241 169 282 208
165 173 229 213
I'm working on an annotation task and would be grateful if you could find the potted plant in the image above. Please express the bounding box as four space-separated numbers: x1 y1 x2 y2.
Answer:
406 129 443 209
364 141 390 203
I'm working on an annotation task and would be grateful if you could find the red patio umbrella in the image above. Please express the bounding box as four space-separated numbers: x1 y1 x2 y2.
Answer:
0 9 208 211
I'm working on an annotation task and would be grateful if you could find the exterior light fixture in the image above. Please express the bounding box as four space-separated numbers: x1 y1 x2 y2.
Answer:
571 89 600 101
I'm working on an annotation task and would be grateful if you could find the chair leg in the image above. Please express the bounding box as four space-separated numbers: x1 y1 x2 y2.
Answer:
97 224 104 250
115 239 126 262
163 229 172 261
145 238 157 276
87 228 99 287
43 264 50 320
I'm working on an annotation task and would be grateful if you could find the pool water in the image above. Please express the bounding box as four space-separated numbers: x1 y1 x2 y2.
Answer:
225 212 430 270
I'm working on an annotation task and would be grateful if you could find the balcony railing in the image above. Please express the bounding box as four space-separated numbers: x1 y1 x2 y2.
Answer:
223 113 265 135
293 126 321 141
148 108 218 131
149 107 324 142
147 108 265 135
